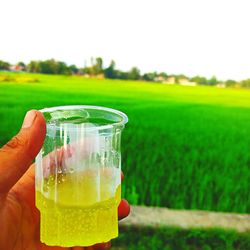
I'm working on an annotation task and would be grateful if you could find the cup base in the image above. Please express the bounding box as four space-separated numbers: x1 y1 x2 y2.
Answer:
39 198 118 247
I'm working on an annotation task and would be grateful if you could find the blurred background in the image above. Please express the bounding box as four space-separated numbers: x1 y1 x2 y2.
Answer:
0 0 250 249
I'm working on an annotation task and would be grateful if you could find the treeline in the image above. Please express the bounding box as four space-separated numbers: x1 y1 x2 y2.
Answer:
1 58 250 88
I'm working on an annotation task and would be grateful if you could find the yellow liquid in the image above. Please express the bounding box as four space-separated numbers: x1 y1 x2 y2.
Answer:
36 170 121 247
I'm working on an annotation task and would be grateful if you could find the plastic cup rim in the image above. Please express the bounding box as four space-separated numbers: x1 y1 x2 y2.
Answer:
40 105 128 131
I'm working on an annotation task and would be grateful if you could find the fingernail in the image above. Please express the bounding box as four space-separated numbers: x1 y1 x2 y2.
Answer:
22 110 37 128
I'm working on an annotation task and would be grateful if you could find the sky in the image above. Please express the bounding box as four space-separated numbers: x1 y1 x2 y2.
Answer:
1 0 250 80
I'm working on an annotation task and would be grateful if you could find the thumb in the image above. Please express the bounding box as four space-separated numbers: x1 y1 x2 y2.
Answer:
0 110 46 193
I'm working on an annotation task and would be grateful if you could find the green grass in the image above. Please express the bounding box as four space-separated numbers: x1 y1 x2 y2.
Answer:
113 226 250 250
0 73 250 213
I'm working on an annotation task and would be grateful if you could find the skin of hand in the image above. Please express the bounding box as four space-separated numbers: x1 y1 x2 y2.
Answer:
0 110 130 250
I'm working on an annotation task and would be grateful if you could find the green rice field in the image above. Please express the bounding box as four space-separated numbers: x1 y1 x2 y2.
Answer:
0 73 250 213
113 226 250 250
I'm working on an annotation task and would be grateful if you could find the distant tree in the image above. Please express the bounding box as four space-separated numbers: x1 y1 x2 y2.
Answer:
0 60 10 70
142 72 157 81
115 70 126 80
176 74 187 79
207 76 218 86
82 57 103 75
240 79 250 88
191 76 208 85
104 60 117 79
158 72 168 78
14 57 248 89
39 59 58 74
128 67 140 80
17 61 26 71
94 57 103 74
27 59 71 75
27 61 40 73
174 76 180 84
57 61 69 75
87 57 95 75
82 65 91 74
225 79 237 87
68 64 79 74
174 74 189 84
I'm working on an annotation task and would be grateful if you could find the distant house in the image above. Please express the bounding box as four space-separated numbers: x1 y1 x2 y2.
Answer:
165 76 176 84
96 73 105 79
154 75 197 86
83 73 91 78
179 78 197 87
9 65 24 72
154 76 166 82
162 79 175 85
83 73 104 79
217 83 226 88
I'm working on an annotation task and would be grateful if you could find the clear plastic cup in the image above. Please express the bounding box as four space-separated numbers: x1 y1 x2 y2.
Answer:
35 105 128 247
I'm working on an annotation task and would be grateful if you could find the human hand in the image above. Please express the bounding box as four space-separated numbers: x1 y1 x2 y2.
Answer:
0 110 130 250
